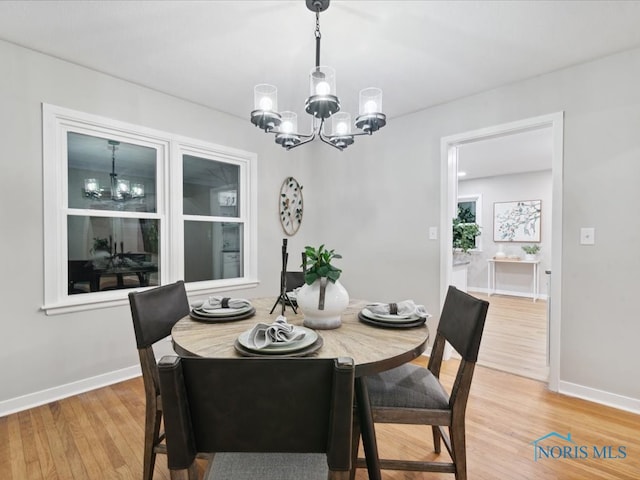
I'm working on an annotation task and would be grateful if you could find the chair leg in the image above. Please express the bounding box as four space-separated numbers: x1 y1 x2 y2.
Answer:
143 405 162 480
449 425 467 480
169 462 198 480
432 425 442 453
349 413 361 480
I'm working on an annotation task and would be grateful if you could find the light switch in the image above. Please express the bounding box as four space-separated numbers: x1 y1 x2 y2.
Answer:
429 226 438 240
580 227 595 245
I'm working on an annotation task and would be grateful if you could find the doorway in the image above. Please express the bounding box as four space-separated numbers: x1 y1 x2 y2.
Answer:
440 113 564 391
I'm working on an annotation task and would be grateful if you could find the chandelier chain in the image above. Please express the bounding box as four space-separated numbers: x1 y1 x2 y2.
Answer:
315 9 321 39
314 8 321 67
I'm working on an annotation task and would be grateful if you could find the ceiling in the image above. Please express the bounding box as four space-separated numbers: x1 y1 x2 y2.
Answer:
3 0 640 122
2 1 640 177
457 126 553 180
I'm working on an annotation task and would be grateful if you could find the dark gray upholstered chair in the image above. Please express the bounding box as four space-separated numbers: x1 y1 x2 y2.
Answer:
158 355 355 480
128 281 191 480
356 286 489 480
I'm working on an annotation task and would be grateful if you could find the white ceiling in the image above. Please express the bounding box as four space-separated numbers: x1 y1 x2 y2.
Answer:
457 126 553 180
3 0 640 121
2 1 639 176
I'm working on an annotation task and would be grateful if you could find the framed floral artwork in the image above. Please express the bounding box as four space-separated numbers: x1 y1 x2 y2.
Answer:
493 200 541 242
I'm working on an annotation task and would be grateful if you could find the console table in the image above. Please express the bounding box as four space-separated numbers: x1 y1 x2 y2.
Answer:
487 258 540 302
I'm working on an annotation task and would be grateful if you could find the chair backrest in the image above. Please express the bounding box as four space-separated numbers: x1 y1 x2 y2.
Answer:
158 355 355 473
285 271 305 290
436 285 489 362
428 286 489 414
128 280 190 349
129 281 190 405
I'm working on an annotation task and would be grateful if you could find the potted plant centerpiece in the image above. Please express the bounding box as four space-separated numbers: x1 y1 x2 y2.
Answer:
522 244 540 261
296 244 349 330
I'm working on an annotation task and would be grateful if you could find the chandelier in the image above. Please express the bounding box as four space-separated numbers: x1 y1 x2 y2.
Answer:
83 140 145 202
250 0 386 151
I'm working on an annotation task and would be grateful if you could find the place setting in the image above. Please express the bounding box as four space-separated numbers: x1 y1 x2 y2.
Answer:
358 300 431 328
189 295 256 322
234 315 323 357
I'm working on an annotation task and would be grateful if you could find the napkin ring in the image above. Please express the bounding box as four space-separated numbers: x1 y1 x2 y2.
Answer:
389 302 398 315
221 297 230 308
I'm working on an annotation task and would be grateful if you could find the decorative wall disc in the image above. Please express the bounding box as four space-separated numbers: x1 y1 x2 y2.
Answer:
279 177 303 236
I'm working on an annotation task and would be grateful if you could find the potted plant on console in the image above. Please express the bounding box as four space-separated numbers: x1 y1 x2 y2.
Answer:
522 244 540 261
296 244 349 330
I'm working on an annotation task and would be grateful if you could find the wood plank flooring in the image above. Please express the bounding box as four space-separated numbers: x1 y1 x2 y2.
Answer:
3 358 639 479
469 292 549 381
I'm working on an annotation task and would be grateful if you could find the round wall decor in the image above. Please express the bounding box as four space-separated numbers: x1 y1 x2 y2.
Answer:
279 176 303 236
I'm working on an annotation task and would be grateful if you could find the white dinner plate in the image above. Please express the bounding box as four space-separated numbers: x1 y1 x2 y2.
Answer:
195 304 253 317
361 307 422 323
237 326 318 354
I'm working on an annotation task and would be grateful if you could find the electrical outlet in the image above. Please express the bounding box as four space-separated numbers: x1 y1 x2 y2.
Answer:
429 227 438 240
580 227 595 245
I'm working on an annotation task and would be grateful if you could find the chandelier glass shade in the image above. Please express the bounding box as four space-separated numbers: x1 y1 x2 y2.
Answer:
83 140 145 202
250 0 386 151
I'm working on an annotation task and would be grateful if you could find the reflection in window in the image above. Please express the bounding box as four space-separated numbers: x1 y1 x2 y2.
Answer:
68 132 157 213
44 104 257 313
184 221 243 282
183 154 244 284
67 216 159 294
183 155 240 217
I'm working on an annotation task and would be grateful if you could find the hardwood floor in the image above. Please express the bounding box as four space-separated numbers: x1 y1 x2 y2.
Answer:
469 291 549 381
3 359 639 479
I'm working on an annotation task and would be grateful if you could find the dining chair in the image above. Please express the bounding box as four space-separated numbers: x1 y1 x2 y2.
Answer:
285 271 305 290
355 285 489 480
157 355 355 480
128 280 191 480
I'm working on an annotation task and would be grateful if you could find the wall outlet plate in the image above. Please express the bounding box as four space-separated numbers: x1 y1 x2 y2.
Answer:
580 227 595 245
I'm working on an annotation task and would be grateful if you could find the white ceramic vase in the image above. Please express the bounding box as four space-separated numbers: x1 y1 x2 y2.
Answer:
525 253 537 261
297 278 349 330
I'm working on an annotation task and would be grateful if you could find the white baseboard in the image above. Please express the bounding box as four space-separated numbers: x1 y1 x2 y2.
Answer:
468 287 548 301
559 380 640 415
422 350 639 415
0 365 141 418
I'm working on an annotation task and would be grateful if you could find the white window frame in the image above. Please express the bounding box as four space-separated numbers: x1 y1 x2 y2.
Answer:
42 104 258 315
456 194 483 252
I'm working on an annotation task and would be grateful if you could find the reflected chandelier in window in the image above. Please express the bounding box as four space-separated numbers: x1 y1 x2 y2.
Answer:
250 0 386 151
83 140 145 201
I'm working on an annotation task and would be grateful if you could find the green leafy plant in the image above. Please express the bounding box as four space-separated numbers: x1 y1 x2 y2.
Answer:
522 244 540 255
457 205 476 223
452 208 481 253
303 244 342 285
90 237 110 254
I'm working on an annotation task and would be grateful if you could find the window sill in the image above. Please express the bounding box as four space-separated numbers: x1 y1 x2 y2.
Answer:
42 278 260 316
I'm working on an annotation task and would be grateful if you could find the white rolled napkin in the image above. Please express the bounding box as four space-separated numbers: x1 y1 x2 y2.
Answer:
197 296 252 312
366 300 431 319
247 315 306 349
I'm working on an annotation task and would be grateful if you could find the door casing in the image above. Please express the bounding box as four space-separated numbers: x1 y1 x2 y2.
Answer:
440 112 564 391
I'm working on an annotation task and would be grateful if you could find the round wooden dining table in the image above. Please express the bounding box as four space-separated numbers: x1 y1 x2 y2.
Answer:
171 297 430 480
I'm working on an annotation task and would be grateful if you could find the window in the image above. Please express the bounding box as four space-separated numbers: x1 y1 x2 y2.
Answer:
43 104 257 314
181 151 244 283
456 194 483 251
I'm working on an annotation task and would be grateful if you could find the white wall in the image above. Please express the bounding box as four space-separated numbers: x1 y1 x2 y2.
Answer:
459 170 552 297
0 39 317 412
305 48 640 409
3 37 640 413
